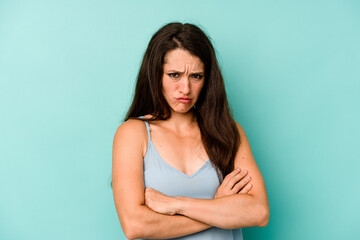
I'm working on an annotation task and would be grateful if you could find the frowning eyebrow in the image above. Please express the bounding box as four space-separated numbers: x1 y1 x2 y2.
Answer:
166 70 204 74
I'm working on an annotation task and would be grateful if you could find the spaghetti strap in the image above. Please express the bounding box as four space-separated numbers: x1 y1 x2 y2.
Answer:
139 116 151 143
144 121 151 142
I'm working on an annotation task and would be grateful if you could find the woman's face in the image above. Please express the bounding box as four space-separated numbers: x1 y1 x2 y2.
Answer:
162 48 205 114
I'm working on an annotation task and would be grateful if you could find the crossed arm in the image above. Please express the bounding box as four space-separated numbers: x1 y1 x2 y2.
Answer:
144 168 267 230
112 120 269 239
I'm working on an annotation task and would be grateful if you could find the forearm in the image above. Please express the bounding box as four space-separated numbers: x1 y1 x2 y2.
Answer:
124 205 211 239
175 194 269 229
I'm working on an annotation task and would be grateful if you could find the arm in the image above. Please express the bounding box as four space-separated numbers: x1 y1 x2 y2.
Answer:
112 120 211 240
145 122 270 229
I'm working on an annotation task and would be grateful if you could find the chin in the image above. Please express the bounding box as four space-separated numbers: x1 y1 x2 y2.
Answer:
172 107 193 114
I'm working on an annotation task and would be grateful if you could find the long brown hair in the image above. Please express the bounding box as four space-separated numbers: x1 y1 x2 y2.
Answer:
126 22 240 180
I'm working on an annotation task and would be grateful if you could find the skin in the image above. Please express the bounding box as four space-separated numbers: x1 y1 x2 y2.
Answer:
112 49 269 239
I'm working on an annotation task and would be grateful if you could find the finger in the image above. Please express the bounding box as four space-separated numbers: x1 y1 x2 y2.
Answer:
146 187 160 195
231 175 251 193
222 168 241 186
238 182 253 194
225 169 248 189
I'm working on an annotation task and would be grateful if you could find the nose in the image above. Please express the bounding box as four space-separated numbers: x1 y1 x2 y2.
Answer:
179 77 191 95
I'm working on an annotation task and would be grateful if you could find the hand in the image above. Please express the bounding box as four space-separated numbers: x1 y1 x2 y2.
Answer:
214 168 252 199
145 188 178 215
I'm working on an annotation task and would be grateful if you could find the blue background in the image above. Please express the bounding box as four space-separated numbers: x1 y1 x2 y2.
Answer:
0 0 359 239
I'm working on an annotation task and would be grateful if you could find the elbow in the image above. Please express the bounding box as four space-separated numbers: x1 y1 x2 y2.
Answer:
121 216 144 240
124 232 135 240
257 204 270 227
123 228 137 240
122 222 137 240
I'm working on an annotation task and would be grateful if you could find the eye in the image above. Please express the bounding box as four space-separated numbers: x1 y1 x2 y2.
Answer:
168 73 180 78
191 74 203 80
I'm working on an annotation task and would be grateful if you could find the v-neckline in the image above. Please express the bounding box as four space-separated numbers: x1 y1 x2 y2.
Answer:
149 141 210 179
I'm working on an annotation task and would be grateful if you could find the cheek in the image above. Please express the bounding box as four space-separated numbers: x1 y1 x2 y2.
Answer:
162 81 175 98
163 80 178 92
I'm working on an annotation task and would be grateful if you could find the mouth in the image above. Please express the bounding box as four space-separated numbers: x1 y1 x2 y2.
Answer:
176 97 192 103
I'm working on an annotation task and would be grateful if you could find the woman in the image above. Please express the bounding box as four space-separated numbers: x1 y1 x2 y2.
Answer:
112 22 269 240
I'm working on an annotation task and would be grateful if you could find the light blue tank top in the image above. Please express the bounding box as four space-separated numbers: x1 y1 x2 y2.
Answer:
131 120 243 240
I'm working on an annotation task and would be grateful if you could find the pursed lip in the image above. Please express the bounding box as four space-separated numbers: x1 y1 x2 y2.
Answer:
176 97 192 103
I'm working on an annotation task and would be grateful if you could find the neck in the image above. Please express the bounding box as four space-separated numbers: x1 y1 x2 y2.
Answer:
165 109 197 132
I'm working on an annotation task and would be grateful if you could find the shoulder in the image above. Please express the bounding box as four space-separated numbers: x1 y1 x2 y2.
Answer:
234 121 247 139
233 120 252 158
113 118 148 157
114 119 146 138
115 118 147 136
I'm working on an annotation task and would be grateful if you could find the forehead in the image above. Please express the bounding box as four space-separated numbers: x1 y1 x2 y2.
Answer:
163 49 204 71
